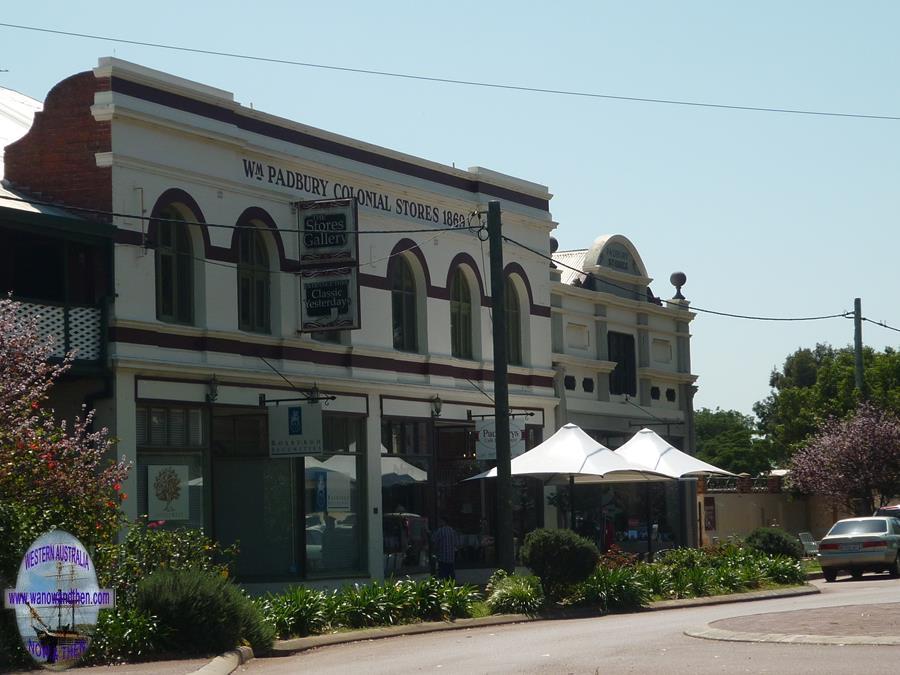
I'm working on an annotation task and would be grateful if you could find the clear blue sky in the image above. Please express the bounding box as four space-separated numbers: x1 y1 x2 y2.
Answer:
2 1 898 417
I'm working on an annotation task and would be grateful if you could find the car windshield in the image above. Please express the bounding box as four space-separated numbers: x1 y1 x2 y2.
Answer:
828 519 887 536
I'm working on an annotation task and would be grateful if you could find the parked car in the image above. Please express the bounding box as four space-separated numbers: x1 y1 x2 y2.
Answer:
817 516 900 582
874 504 900 517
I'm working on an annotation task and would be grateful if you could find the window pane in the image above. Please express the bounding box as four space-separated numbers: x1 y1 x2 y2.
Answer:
176 252 192 323
169 408 186 447
304 452 366 576
159 255 174 317
149 408 168 446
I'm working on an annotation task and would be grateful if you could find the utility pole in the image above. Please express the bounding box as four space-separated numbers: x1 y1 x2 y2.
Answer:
487 200 514 572
854 297 866 398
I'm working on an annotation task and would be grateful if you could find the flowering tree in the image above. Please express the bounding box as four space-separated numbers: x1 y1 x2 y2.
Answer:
0 297 130 578
789 403 900 516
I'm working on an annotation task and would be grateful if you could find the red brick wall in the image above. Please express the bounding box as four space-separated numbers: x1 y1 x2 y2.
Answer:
5 71 112 217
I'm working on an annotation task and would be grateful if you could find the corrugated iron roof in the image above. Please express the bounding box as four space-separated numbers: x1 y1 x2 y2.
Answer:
553 249 588 286
0 86 42 178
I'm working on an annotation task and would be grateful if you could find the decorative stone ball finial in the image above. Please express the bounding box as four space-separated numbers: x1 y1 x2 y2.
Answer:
670 271 687 300
549 236 559 268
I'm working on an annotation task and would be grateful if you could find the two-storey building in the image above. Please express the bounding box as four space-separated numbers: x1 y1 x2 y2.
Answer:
3 58 697 585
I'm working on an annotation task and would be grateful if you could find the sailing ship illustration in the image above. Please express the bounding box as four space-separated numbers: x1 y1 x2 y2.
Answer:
23 561 91 667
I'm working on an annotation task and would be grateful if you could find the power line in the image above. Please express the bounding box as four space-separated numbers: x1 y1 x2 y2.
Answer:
2 22 898 122
502 233 850 323
0 193 481 236
863 317 900 334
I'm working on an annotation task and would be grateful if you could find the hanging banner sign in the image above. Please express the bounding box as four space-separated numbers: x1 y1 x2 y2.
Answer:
298 266 360 332
268 403 324 457
475 418 526 461
296 199 358 265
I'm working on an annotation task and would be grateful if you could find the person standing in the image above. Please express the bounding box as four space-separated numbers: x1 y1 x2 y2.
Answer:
431 517 459 581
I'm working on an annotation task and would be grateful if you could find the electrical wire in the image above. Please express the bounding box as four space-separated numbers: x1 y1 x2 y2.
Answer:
1 22 898 122
863 317 900 334
502 233 851 322
0 188 864 324
0 193 481 236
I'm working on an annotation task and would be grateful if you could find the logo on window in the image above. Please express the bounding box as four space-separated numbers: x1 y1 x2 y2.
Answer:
288 407 302 435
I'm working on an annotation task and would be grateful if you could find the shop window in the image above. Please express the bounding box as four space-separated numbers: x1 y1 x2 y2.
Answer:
450 268 473 359
391 257 419 352
505 278 522 366
608 331 637 396
155 205 194 324
237 227 270 333
380 418 543 575
136 405 206 532
381 420 432 575
211 408 367 579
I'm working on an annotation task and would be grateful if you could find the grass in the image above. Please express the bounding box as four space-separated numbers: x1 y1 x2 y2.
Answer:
469 601 492 618
801 559 822 574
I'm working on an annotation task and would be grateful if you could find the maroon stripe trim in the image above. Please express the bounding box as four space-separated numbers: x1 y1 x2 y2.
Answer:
109 77 549 212
109 326 553 388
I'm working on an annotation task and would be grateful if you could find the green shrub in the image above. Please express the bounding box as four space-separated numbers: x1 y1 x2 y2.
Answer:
95 519 238 607
674 565 718 597
634 563 673 598
332 581 407 628
486 574 544 615
434 579 480 619
744 527 803 560
574 566 648 611
260 586 328 638
758 555 805 585
84 607 162 665
134 568 273 656
521 529 598 598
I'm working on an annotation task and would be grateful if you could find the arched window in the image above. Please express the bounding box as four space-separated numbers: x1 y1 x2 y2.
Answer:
505 278 522 366
391 257 418 352
237 227 270 333
450 269 472 359
155 205 194 324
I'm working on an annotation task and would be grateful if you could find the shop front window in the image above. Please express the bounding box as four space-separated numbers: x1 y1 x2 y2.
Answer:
211 407 367 580
380 418 542 574
381 420 432 575
303 416 368 577
136 405 206 531
566 481 684 556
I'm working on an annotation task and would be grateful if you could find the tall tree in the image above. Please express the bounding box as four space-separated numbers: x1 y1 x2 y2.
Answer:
753 343 900 464
695 407 772 475
790 403 900 516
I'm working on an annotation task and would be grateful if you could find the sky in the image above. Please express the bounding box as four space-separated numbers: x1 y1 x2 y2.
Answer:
1 2 898 417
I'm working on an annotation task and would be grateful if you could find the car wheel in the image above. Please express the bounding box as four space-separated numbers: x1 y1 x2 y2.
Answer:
890 555 900 578
823 568 837 582
851 569 864 580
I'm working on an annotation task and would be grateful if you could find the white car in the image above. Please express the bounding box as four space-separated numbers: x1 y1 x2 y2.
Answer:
817 517 900 582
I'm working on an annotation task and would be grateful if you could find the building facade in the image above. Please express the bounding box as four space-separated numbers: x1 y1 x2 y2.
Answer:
3 58 697 585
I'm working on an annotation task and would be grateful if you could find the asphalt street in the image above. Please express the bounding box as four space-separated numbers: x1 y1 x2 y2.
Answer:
241 578 900 674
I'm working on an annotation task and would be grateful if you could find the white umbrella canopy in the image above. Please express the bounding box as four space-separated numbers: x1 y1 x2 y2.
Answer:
471 423 671 484
615 428 735 478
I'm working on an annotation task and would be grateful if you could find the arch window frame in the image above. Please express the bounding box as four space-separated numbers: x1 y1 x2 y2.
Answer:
237 226 271 333
155 204 194 325
391 256 419 353
449 268 473 359
505 277 523 366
